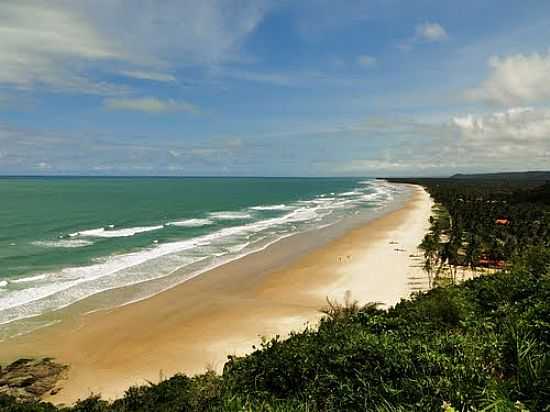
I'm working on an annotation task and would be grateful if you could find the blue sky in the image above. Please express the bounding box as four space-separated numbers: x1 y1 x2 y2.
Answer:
1 0 550 176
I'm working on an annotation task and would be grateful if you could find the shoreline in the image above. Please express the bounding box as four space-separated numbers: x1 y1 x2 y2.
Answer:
0 180 405 339
0 184 433 405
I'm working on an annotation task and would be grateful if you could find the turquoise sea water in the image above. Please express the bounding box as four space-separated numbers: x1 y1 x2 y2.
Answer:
0 177 405 331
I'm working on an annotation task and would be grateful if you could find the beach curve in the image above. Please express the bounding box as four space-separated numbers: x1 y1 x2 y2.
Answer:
0 184 433 405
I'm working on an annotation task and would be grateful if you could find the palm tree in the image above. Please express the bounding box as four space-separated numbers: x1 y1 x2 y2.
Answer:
464 233 481 274
420 233 439 288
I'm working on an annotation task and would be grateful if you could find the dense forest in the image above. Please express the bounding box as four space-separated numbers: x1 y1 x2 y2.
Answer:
388 177 550 283
2 177 550 411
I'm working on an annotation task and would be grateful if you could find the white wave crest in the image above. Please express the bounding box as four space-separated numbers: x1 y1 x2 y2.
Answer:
77 225 164 238
0 203 331 324
337 191 360 197
166 218 213 228
10 274 48 284
250 204 289 211
209 211 252 220
32 239 94 248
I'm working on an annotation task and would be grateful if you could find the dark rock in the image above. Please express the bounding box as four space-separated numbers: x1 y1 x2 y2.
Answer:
0 358 68 401
50 387 62 396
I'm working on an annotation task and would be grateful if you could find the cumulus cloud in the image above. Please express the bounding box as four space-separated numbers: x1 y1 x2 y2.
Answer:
416 22 448 42
357 55 377 67
452 107 550 143
438 107 550 171
466 52 550 105
103 97 199 113
327 107 550 175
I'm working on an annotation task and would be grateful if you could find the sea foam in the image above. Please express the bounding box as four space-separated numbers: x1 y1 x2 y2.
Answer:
77 225 164 238
209 211 253 220
0 180 405 328
32 239 94 248
250 204 289 211
166 218 214 227
10 274 48 284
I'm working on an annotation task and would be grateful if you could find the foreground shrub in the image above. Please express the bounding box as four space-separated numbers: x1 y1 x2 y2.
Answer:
2 266 549 411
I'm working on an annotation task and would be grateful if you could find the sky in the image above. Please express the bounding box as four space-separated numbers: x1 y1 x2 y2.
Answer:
1 0 550 177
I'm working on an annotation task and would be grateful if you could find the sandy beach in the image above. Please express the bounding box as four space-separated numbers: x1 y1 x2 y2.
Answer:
0 185 433 405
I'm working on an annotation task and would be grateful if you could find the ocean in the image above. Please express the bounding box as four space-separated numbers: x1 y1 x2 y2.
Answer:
0 177 407 338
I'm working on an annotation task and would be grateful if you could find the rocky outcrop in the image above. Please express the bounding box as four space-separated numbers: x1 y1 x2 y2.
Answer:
0 358 68 402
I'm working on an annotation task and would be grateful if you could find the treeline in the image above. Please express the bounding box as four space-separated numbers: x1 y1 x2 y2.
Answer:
389 178 550 284
2 178 550 411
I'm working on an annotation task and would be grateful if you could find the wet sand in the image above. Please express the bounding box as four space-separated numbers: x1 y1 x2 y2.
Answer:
0 185 433 405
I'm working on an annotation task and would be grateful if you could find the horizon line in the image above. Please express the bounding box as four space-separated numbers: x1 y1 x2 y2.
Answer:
0 171 548 179
0 174 382 179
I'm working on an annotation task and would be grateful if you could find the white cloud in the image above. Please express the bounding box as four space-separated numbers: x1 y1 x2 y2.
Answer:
325 106 550 175
398 21 448 51
357 55 377 68
119 71 176 82
2 105 548 175
0 2 122 93
81 0 272 65
441 107 550 167
103 97 199 113
0 1 273 94
466 52 550 105
416 22 448 42
452 107 550 142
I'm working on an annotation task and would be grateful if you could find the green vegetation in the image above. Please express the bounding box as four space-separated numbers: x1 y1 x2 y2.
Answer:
391 178 550 285
2 178 550 411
